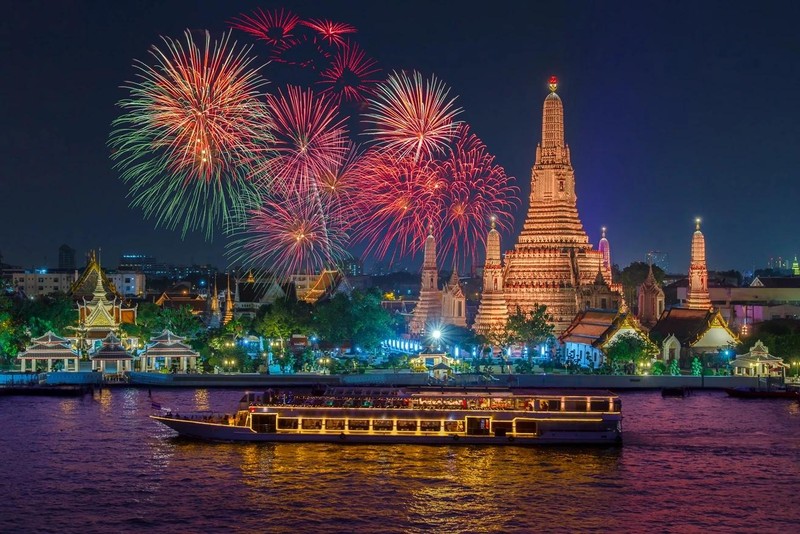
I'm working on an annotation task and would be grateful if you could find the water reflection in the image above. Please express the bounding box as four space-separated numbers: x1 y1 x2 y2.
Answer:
193 389 211 411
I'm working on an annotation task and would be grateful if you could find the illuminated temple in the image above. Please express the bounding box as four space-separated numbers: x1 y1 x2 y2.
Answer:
475 77 622 335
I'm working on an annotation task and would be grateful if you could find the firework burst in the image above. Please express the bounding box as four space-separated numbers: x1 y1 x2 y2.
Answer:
229 192 349 279
365 70 463 162
318 41 380 104
229 8 300 48
301 19 357 47
109 30 270 237
437 125 518 268
354 149 445 262
255 85 347 195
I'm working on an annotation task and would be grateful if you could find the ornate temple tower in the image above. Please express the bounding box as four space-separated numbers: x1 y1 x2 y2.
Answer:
637 263 665 327
501 76 620 333
223 273 234 325
409 228 442 335
474 217 509 335
441 269 467 328
686 218 712 310
598 227 612 285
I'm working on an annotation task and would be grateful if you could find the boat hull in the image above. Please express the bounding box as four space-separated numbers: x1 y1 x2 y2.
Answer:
151 416 621 446
724 388 800 399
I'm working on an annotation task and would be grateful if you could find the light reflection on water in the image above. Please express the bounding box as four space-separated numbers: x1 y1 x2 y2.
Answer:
0 389 798 533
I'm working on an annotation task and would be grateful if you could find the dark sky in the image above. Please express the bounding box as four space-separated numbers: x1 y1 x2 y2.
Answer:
3 0 799 274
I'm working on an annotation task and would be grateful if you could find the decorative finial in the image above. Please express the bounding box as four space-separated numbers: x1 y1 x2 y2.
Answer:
548 75 558 93
601 226 607 238
490 215 496 230
695 217 701 231
428 223 434 237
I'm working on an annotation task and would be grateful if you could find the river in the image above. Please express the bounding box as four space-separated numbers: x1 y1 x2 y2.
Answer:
0 388 798 533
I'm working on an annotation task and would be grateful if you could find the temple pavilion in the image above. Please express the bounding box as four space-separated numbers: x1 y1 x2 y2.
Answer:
475 76 622 335
141 329 200 373
730 341 787 378
91 332 134 375
70 251 137 352
17 331 80 373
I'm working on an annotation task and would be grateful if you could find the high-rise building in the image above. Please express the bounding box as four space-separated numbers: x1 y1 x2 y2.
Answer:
58 244 76 270
485 76 622 333
119 254 156 273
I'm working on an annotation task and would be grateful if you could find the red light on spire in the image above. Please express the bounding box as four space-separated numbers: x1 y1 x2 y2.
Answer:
549 75 558 85
548 75 558 92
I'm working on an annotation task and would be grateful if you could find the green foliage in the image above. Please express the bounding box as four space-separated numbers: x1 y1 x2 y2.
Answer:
651 361 666 376
604 332 659 375
255 298 312 343
313 289 393 353
620 262 665 306
16 292 76 337
0 294 24 367
691 357 702 376
669 359 680 376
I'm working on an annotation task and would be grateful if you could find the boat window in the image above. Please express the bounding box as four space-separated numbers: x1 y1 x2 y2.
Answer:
538 399 561 411
348 419 370 431
563 400 587 412
465 417 491 435
420 420 441 432
515 419 537 434
325 419 345 430
444 420 464 433
492 421 513 436
396 420 418 432
590 399 610 412
372 420 393 431
301 419 323 430
277 418 299 430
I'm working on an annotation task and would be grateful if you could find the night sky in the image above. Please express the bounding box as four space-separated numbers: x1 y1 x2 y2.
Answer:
3 0 799 274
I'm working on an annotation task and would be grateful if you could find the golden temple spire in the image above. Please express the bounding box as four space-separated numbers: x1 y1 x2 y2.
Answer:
695 217 701 231
548 75 558 93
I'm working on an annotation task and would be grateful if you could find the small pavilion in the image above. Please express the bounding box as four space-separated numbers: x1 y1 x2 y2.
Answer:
730 341 787 378
141 329 199 373
91 332 134 375
17 331 80 372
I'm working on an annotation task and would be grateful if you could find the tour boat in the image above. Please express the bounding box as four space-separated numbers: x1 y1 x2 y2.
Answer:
151 387 623 445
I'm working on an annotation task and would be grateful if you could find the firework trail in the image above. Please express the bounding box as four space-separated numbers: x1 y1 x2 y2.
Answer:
109 30 271 238
365 70 463 162
318 41 381 104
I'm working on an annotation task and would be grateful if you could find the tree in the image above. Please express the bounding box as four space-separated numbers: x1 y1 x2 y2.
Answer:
691 357 702 376
0 293 24 368
506 305 555 373
16 292 76 337
313 289 393 353
669 359 680 376
603 332 658 375
158 306 202 339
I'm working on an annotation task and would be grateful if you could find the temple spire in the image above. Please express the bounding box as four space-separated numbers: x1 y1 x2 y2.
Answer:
686 218 712 310
223 273 234 324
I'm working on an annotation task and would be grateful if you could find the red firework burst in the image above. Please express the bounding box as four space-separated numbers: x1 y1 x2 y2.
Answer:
255 86 347 195
235 193 348 279
314 141 368 232
301 19 357 47
438 125 518 268
365 70 463 162
318 41 381 104
229 8 300 47
354 149 446 261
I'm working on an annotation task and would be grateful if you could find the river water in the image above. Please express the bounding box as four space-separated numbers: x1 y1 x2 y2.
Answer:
0 388 798 533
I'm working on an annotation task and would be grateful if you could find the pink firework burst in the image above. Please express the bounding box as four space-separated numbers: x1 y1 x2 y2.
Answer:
256 85 347 195
229 8 300 48
365 70 463 162
437 125 518 268
314 141 368 232
301 18 357 47
354 149 446 262
318 41 381 104
234 193 349 279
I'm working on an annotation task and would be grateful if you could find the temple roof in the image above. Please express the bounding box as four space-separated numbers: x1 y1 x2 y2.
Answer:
559 309 618 346
145 340 199 356
69 250 121 300
18 333 77 359
302 270 341 304
91 332 133 360
750 276 800 288
150 329 185 344
648 307 736 346
30 331 72 346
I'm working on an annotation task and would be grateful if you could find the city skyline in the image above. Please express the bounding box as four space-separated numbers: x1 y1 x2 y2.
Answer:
3 1 800 274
